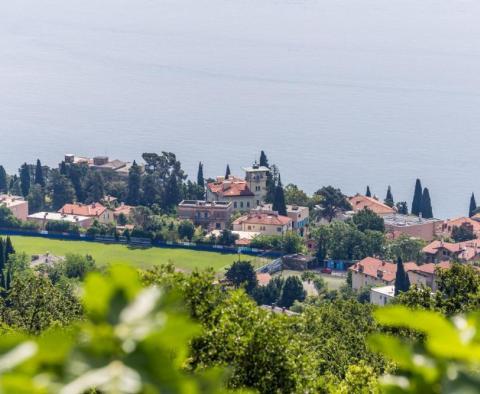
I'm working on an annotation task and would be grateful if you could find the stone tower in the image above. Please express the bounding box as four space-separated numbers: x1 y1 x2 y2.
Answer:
243 163 269 207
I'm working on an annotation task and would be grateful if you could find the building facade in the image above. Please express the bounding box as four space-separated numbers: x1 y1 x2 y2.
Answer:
178 200 233 230
28 212 93 229
58 203 113 224
0 194 29 221
232 212 293 235
206 177 256 212
243 164 269 206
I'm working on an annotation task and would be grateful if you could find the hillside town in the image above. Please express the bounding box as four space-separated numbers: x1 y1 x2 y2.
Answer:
1 151 480 310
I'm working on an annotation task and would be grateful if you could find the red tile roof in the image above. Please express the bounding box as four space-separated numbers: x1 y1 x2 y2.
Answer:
349 257 418 283
207 178 255 198
233 212 292 226
410 261 451 275
422 240 480 261
59 203 107 217
349 194 395 215
256 273 272 286
441 217 480 234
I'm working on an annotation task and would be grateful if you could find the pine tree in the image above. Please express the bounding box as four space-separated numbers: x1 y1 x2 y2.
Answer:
279 276 306 308
259 151 269 168
197 162 204 188
421 187 433 219
127 160 142 206
225 164 231 179
411 179 423 216
19 163 31 197
0 166 7 193
394 257 410 295
5 236 15 264
366 186 371 197
384 186 394 207
59 161 67 176
469 193 477 217
272 176 287 216
34 159 45 187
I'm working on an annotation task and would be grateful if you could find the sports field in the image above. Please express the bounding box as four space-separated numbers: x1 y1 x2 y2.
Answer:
8 236 261 273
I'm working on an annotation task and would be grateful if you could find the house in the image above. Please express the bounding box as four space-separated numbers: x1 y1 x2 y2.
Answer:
408 261 451 291
383 213 441 242
422 240 480 263
348 194 396 216
113 203 134 221
255 204 309 234
0 194 29 221
435 217 480 239
256 273 272 286
178 200 233 230
349 257 418 291
370 286 395 306
58 203 113 224
233 212 293 236
28 212 93 229
243 164 270 206
206 176 256 211
64 154 135 179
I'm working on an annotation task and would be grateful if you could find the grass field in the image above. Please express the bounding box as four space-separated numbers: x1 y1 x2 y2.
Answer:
273 270 346 292
9 236 262 273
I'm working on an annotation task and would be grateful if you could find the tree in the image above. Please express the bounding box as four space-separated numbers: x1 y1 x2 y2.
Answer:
65 163 87 202
272 176 287 216
314 186 352 222
281 231 304 254
352 208 385 233
394 257 410 296
34 159 45 187
284 184 309 206
178 220 195 241
451 225 476 242
225 164 231 179
469 193 477 217
265 164 279 203
252 277 284 305
225 261 257 293
421 187 433 219
278 276 306 308
84 171 105 203
396 201 409 215
50 171 76 210
386 235 426 263
384 186 394 207
366 186 371 197
0 165 8 193
196 162 204 189
27 184 45 213
127 160 142 206
19 163 31 197
411 179 423 216
259 151 269 168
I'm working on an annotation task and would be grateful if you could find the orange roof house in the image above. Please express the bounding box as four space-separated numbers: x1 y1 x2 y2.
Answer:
436 217 480 239
422 239 480 263
232 212 293 235
206 176 256 211
349 257 418 290
58 202 113 224
348 194 395 216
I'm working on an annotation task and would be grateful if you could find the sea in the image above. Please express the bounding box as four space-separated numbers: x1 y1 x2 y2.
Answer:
1 0 480 218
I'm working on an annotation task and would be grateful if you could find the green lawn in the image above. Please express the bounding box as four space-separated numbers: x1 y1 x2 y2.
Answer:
9 236 259 273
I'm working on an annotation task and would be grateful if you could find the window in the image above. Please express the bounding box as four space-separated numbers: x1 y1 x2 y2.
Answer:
248 226 251 230
277 227 282 232
256 200 260 205
256 186 260 191
247 202 250 208
240 202 244 208
234 202 237 208
204 212 208 218
215 223 221 229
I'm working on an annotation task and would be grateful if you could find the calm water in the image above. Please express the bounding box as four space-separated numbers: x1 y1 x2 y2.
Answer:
1 0 480 218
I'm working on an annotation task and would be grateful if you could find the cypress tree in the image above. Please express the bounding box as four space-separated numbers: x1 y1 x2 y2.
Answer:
225 164 231 179
0 166 7 193
421 188 433 219
259 151 269 168
272 176 287 216
411 179 423 216
0 238 4 286
4 236 15 264
366 186 371 197
197 162 204 188
34 159 45 187
59 161 68 176
19 163 31 197
127 160 142 206
469 193 477 217
384 186 394 207
394 257 410 295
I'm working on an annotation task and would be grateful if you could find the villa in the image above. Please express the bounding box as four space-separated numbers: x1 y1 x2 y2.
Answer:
0 194 29 221
58 202 113 224
178 200 233 230
233 211 293 236
28 212 93 229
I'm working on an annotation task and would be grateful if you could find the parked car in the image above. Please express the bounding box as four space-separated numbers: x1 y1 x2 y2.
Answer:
321 267 332 274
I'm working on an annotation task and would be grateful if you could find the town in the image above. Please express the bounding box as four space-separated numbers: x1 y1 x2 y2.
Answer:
0 150 479 310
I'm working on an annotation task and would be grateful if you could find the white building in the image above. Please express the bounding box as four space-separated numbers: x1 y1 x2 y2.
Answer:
28 212 93 229
370 286 395 306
